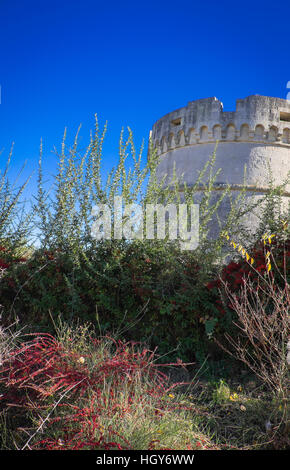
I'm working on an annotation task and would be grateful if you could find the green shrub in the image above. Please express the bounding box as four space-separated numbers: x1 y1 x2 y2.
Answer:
0 240 221 362
0 147 32 251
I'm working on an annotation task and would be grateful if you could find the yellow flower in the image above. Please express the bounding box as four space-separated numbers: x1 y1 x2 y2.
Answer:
267 263 272 272
77 356 85 364
229 393 239 401
262 233 269 245
221 231 230 240
168 393 175 398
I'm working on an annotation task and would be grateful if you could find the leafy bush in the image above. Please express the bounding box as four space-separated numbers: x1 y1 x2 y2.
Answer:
204 228 290 438
0 147 32 251
0 240 221 362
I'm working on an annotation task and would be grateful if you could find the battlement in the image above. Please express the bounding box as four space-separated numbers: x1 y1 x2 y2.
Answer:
151 95 290 155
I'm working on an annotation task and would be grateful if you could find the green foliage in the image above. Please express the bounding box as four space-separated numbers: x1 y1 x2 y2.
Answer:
211 379 231 403
0 240 221 362
254 160 290 240
32 117 257 262
1 118 289 365
0 146 32 252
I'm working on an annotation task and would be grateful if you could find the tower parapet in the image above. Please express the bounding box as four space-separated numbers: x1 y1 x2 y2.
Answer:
151 95 290 156
150 95 290 237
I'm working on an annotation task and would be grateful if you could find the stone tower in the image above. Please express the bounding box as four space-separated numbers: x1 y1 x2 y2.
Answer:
150 95 290 237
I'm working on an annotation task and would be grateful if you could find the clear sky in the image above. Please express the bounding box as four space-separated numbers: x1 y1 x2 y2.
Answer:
1 0 290 196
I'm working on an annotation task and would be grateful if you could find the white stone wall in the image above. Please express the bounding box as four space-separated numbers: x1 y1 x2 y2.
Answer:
155 142 290 191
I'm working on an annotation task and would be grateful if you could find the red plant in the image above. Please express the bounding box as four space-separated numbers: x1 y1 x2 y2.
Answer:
206 238 290 316
0 333 193 450
0 260 10 269
0 246 27 271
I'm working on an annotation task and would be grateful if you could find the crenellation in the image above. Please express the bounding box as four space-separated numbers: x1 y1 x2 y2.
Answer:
151 95 290 152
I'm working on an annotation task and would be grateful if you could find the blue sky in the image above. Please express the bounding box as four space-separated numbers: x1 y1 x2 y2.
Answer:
1 0 290 197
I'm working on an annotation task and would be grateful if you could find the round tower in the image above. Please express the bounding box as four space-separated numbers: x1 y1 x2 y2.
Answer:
150 95 290 238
